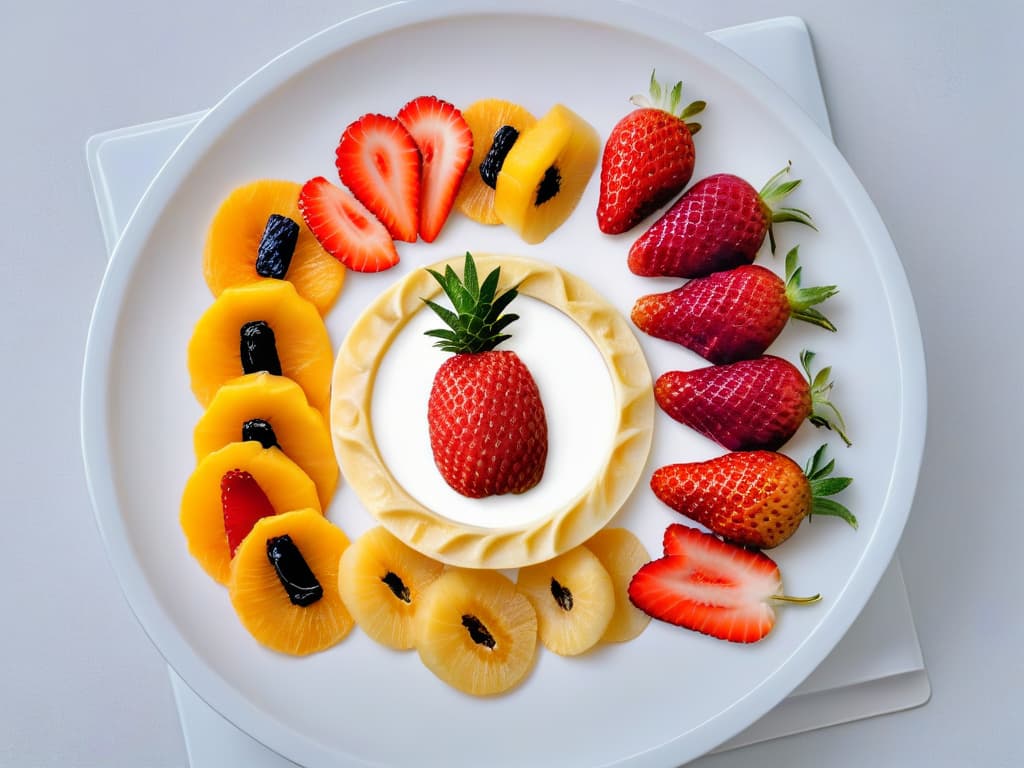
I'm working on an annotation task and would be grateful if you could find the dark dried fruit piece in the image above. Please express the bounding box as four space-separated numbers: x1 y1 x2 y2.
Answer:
239 320 282 376
266 534 323 607
479 125 520 189
254 214 300 279
241 418 279 449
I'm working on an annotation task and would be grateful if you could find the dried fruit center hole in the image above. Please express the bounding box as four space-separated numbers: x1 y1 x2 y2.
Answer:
266 534 323 607
550 578 574 611
242 418 279 449
535 165 561 206
381 571 411 603
461 614 496 649
239 320 283 376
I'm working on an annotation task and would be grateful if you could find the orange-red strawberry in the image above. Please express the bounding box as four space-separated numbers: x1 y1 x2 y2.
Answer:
396 96 473 243
335 113 420 242
632 246 838 363
655 351 850 451
628 524 820 643
423 253 548 498
220 468 276 556
650 446 856 549
298 176 399 273
597 71 705 235
628 163 814 278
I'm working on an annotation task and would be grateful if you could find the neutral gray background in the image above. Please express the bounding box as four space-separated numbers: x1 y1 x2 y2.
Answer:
2 1 1019 766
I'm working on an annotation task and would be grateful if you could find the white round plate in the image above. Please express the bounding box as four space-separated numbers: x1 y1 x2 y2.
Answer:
81 2 926 766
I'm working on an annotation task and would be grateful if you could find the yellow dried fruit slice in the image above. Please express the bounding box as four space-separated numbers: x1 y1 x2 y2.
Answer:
584 528 652 643
193 372 338 509
337 526 444 650
180 441 321 585
516 545 614 656
204 179 346 316
229 509 353 656
415 569 537 696
187 280 333 416
455 99 537 225
493 104 600 244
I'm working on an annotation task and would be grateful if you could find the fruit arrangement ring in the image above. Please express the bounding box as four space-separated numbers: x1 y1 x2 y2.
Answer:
332 253 655 569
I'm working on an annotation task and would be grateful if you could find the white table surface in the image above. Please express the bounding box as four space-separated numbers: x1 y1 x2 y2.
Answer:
2 1 1018 766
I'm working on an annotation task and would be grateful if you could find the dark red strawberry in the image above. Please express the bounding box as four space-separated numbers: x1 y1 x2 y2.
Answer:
631 246 838 363
396 96 473 243
597 71 705 235
298 176 399 273
628 163 815 278
335 113 420 242
655 351 851 451
220 469 276 556
652 447 855 549
628 524 820 643
424 253 547 498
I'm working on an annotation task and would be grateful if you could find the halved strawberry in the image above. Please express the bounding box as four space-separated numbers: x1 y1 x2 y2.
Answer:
628 524 819 643
397 96 473 243
220 469 276 556
298 176 399 273
335 113 420 242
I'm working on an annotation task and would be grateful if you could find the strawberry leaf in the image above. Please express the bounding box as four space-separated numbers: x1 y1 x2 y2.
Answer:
810 497 858 528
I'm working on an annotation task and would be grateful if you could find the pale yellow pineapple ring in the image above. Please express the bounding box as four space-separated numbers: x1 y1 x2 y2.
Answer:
330 254 654 570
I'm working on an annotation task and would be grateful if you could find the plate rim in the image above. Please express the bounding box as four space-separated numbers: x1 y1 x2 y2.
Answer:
80 1 928 765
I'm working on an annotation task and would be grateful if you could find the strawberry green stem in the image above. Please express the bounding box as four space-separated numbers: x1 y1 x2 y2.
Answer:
759 162 817 253
803 444 857 528
800 350 852 446
770 594 822 605
784 246 839 332
630 69 706 134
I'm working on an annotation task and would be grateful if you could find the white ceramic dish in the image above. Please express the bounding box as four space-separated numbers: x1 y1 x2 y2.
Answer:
81 2 927 766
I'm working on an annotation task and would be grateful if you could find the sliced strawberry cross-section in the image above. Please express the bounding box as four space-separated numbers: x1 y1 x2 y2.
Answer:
298 176 399 273
335 113 420 243
397 95 473 243
628 524 819 643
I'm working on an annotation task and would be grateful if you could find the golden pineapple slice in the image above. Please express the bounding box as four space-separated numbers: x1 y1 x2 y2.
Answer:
493 104 600 244
180 441 321 585
193 372 338 509
455 99 537 225
229 509 354 656
187 280 333 416
415 568 537 696
515 545 614 656
584 528 652 643
204 180 346 316
337 527 444 650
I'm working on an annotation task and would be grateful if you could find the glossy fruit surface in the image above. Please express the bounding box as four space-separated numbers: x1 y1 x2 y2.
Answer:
187 280 333 415
229 509 353 655
516 546 614 656
193 372 338 508
415 568 538 696
203 179 345 315
494 104 600 244
456 98 537 225
180 441 321 584
584 528 652 643
597 71 704 234
337 526 444 650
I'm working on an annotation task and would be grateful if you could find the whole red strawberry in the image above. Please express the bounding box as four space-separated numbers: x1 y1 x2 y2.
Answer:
628 163 814 278
424 253 547 498
650 446 855 549
655 351 851 451
597 71 705 235
628 523 821 642
632 246 838 363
